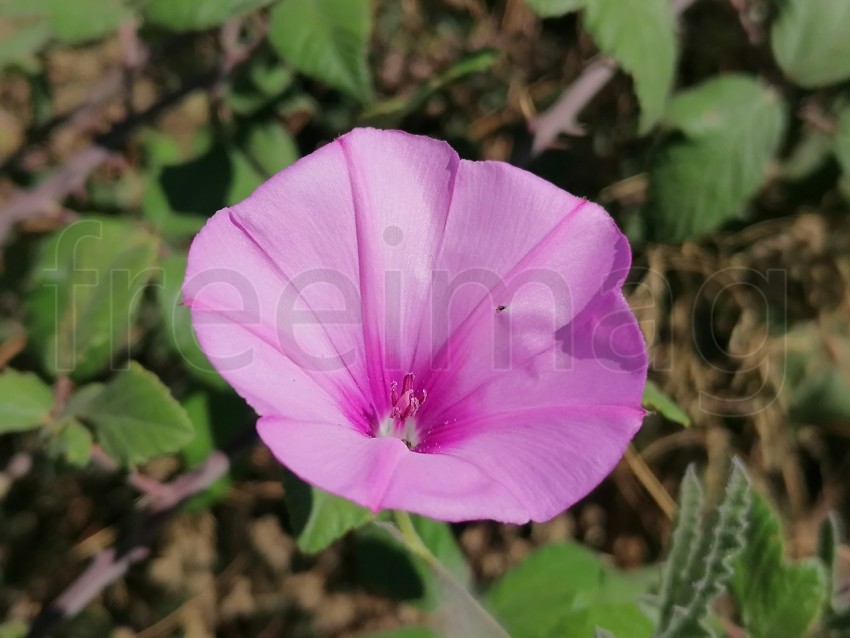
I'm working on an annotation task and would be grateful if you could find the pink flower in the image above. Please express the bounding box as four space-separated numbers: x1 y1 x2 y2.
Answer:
183 128 647 523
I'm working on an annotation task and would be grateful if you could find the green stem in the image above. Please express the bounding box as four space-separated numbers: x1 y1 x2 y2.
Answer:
393 510 434 561
391 511 511 638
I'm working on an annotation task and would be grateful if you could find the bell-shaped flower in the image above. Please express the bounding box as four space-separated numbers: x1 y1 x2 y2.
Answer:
183 128 647 523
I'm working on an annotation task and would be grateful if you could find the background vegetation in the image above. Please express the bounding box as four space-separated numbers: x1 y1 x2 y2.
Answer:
1 0 850 636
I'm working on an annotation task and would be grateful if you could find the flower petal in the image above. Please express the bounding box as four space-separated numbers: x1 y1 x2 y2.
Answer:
338 128 460 409
184 140 372 422
418 188 635 411
258 416 530 522
423 291 647 425
416 405 645 522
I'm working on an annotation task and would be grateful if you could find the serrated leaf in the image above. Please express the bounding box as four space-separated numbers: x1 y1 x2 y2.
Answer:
81 362 194 467
268 0 373 103
0 369 53 434
643 381 690 426
658 466 705 628
488 542 652 638
47 417 93 466
143 0 273 32
156 253 225 388
731 489 826 638
525 0 583 17
771 0 850 88
27 217 160 380
283 471 372 553
647 75 787 242
656 460 751 638
581 0 676 133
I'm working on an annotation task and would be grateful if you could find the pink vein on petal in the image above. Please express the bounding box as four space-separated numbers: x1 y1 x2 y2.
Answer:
421 198 590 393
224 209 371 412
337 135 390 408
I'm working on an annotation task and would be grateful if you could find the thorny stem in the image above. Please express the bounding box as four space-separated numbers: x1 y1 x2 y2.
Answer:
391 511 510 638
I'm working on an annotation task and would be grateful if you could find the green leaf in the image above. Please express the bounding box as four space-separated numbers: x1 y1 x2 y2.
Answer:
27 217 160 381
81 362 195 467
655 460 751 638
143 0 274 32
642 381 690 426
228 55 295 115
0 369 53 434
268 0 373 103
47 417 93 466
45 0 131 45
410 516 471 588
779 127 834 181
657 466 706 629
62 383 105 420
731 488 826 638
156 253 225 388
647 75 787 242
525 0 583 17
354 518 471 613
581 0 676 133
0 620 28 638
140 133 208 242
771 0 850 87
1 0 132 49
283 471 372 553
238 120 299 177
488 542 652 638
154 136 264 220
0 11 51 71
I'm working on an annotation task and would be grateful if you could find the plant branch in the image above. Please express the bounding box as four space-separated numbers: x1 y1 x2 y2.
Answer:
529 0 700 156
25 430 255 638
0 29 263 247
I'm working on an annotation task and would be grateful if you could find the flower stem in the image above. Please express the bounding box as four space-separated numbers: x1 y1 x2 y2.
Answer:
391 511 510 638
393 510 433 561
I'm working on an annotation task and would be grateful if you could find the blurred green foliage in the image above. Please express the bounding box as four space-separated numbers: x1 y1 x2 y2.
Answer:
1 0 850 635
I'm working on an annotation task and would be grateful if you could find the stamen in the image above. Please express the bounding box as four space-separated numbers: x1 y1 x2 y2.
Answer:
381 373 427 449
